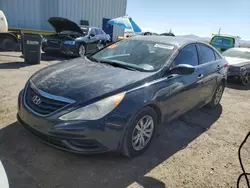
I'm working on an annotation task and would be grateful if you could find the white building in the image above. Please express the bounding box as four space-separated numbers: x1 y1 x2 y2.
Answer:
0 0 127 41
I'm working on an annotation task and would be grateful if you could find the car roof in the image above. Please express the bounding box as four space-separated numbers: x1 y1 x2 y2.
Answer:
131 35 198 47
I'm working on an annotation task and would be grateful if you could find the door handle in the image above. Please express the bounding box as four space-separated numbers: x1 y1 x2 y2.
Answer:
217 65 221 69
198 74 204 79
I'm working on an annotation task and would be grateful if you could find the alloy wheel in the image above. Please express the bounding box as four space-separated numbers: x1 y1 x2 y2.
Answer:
132 115 154 151
242 71 250 86
78 45 85 57
214 85 223 105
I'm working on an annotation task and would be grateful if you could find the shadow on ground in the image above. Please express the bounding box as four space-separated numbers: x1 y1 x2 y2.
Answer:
0 61 32 69
0 105 222 188
226 82 250 90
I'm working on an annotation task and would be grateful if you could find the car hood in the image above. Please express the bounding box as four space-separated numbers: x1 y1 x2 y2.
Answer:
48 17 83 34
225 56 250 67
30 58 154 103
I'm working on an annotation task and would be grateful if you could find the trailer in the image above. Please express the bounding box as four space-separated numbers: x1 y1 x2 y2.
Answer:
0 10 54 51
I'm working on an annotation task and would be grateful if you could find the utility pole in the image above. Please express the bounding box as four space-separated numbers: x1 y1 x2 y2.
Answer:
218 28 221 35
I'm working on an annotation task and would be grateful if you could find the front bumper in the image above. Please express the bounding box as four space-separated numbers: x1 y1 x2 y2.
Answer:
42 43 79 57
227 70 246 80
17 90 127 154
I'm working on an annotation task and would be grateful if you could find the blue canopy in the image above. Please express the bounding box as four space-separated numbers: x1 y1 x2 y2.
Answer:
108 16 142 33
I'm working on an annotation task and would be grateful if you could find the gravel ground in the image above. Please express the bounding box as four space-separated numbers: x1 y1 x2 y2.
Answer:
0 52 249 188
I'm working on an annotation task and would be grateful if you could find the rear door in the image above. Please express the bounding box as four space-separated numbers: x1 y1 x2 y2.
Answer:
87 28 99 52
196 44 219 103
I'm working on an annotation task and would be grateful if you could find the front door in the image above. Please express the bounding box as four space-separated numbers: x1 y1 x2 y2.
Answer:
102 18 114 42
160 44 202 121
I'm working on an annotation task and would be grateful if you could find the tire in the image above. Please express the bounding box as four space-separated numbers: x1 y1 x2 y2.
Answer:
0 37 16 51
78 44 86 57
207 81 225 108
121 107 157 157
241 71 250 86
96 41 104 50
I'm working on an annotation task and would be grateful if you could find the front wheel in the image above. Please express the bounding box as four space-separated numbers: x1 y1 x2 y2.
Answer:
121 107 157 157
207 81 225 108
241 71 250 86
78 44 86 57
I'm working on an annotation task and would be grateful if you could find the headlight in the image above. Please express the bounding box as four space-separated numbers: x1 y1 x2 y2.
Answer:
64 41 76 45
229 66 246 72
240 66 246 71
59 92 126 120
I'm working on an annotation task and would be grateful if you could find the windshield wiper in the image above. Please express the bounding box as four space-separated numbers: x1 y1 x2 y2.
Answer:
98 60 139 71
86 56 99 62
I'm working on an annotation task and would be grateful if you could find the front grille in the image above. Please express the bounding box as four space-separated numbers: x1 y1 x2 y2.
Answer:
25 84 71 116
47 39 62 49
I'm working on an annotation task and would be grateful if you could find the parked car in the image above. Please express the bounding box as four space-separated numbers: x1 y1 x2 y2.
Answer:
17 36 227 157
42 17 111 57
223 47 250 86
210 35 240 53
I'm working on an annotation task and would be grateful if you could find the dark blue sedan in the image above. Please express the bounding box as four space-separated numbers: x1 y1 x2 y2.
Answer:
17 36 228 157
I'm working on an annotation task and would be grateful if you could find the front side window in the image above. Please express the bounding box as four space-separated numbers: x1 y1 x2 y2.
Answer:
173 45 198 67
197 44 215 64
91 39 175 72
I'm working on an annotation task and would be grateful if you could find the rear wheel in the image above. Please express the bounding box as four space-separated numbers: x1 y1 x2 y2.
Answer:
241 71 250 86
207 81 225 108
78 44 86 57
121 107 157 157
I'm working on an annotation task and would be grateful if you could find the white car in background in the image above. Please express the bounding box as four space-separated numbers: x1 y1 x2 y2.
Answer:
223 48 250 86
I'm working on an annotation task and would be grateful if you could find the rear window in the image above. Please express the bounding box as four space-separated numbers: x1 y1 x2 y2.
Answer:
211 36 235 46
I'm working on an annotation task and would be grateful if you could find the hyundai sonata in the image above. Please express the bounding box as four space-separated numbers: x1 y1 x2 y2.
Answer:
17 36 228 157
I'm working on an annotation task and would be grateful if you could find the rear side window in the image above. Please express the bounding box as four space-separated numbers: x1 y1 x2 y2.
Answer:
214 51 222 60
96 29 102 35
173 44 198 67
197 44 215 64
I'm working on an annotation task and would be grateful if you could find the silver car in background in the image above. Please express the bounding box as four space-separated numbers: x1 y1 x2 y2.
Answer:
223 48 250 86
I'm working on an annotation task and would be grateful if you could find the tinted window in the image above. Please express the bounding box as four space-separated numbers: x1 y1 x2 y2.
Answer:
89 28 96 35
214 51 222 60
173 45 198 66
198 45 215 64
95 29 102 35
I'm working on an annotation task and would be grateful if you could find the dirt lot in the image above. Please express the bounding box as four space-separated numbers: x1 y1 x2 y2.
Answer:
0 52 249 188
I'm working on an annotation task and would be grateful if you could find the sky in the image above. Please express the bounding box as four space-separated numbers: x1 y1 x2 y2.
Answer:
126 0 250 40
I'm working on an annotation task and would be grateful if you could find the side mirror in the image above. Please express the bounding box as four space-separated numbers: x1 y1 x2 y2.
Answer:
90 33 95 37
169 64 195 75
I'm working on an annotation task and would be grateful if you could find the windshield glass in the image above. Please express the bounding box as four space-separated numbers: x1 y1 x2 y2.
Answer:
81 27 89 35
91 39 175 71
223 48 250 60
211 36 234 46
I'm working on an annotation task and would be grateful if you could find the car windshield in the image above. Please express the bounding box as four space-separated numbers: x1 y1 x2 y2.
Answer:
223 49 250 60
81 27 89 35
91 39 175 72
